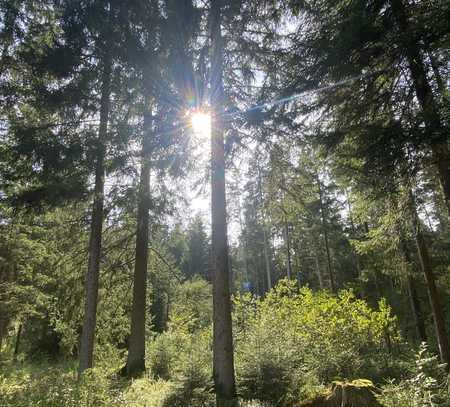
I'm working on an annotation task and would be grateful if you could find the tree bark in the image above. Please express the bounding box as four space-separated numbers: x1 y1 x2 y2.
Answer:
257 170 272 290
402 238 427 343
390 0 450 224
407 277 427 344
13 324 22 361
314 250 324 289
78 51 112 377
345 190 361 278
237 197 250 285
250 199 262 296
125 102 152 377
283 219 293 280
210 0 237 404
409 191 449 367
262 225 272 290
317 174 335 292
294 240 301 286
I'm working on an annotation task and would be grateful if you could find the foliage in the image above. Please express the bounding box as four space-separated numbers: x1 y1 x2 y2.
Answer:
233 279 399 405
379 343 450 407
146 278 214 405
0 361 120 407
0 360 196 407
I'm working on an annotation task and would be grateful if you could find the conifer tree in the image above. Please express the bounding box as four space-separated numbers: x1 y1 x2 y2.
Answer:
210 0 237 404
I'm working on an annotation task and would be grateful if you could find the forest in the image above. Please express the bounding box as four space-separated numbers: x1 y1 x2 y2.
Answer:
0 0 449 406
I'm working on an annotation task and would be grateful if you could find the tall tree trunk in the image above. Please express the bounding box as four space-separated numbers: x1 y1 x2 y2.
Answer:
407 277 427 344
262 225 272 290
13 324 22 361
409 191 450 367
294 240 301 285
250 200 261 296
210 0 237 404
314 249 324 289
125 102 152 377
237 197 250 285
257 170 272 290
346 190 361 278
78 52 112 377
317 174 335 292
283 219 293 280
0 303 8 353
390 0 450 223
255 256 261 296
401 240 427 343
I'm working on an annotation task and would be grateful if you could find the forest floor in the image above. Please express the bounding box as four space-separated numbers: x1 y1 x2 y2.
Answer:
1 355 449 407
2 283 449 406
1 359 180 407
0 358 265 407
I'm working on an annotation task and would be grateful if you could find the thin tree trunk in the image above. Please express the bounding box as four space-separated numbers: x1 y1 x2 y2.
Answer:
78 51 112 377
284 219 293 280
0 312 7 353
409 191 450 367
317 174 335 292
210 0 237 404
250 199 261 296
254 256 261 296
294 240 301 286
390 0 450 224
401 237 427 343
237 197 250 285
262 225 272 290
125 102 152 377
13 324 22 361
257 168 272 290
314 250 324 289
407 277 427 344
346 190 361 278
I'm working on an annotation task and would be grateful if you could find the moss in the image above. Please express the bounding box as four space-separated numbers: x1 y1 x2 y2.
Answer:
333 379 375 387
298 379 382 407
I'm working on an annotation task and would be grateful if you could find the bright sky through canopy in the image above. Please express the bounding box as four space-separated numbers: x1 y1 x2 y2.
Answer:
190 111 211 139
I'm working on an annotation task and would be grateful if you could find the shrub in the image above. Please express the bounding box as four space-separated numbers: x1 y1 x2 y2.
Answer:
0 361 121 407
379 343 450 407
146 278 214 406
234 280 399 405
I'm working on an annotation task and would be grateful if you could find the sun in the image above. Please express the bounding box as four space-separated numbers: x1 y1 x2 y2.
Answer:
190 110 211 139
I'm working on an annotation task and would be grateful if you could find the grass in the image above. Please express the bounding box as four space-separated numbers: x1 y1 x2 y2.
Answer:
0 358 271 407
0 358 174 407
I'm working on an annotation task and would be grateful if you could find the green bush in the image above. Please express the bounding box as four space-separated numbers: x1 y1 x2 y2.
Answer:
379 343 450 407
0 360 205 407
234 279 399 405
1 278 405 407
146 327 213 405
0 361 122 407
169 277 213 333
146 278 214 405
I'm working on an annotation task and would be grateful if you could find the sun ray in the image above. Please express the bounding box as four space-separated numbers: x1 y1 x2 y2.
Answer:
190 110 211 139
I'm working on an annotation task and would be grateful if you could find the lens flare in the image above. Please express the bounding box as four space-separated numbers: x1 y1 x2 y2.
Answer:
190 111 211 139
